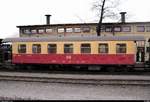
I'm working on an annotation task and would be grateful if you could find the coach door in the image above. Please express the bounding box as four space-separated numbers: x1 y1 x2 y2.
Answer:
136 41 145 63
136 47 145 62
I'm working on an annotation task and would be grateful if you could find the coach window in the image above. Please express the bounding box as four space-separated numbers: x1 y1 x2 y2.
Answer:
18 44 26 53
116 44 126 54
32 44 41 54
48 44 57 54
98 44 108 54
81 44 91 54
64 44 73 54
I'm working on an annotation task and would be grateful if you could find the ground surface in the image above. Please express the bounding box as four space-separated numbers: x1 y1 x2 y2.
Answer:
0 81 150 100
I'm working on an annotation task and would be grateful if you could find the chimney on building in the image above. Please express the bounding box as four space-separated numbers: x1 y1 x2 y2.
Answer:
120 12 126 23
45 14 52 25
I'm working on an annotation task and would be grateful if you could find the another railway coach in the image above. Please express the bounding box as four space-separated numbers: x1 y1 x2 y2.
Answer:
2 35 145 69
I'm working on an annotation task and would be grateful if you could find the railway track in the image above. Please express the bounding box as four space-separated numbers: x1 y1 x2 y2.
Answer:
0 64 150 74
0 71 150 85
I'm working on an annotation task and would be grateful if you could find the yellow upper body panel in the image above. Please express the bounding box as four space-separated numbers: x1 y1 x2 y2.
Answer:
12 41 136 54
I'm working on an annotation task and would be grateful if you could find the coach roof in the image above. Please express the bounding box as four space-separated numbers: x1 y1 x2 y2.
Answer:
2 35 145 42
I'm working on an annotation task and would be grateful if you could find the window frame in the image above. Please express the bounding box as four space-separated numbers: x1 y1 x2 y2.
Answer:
32 44 41 54
80 44 91 54
146 26 150 32
98 43 109 54
18 44 26 54
100 26 105 32
64 44 73 54
137 26 145 32
114 26 121 32
74 27 81 33
82 27 91 33
24 29 31 34
46 28 53 33
31 29 37 34
122 26 131 32
66 28 73 33
38 29 45 34
58 28 65 33
105 26 112 32
47 44 57 54
116 43 127 54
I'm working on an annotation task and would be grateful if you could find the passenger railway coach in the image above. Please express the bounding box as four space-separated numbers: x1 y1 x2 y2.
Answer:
2 35 145 68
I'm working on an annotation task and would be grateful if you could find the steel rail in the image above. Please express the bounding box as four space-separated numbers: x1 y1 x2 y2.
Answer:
0 75 150 85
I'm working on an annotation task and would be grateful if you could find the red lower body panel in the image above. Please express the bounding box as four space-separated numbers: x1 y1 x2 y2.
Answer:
12 54 135 65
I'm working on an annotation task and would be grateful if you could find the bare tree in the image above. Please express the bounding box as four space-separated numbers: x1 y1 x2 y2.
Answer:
92 0 120 36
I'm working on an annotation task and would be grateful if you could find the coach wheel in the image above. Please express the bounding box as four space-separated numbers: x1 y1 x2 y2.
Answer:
108 67 116 72
122 67 129 72
26 65 33 70
100 67 108 72
88 66 101 71
48 65 54 70
14 64 21 70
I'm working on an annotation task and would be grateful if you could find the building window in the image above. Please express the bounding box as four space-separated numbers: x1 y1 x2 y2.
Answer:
64 44 73 54
82 27 90 32
32 44 41 54
100 26 105 32
96 26 105 32
114 26 121 32
98 44 108 53
31 29 37 34
105 26 112 32
58 28 64 33
81 44 91 54
137 26 145 32
48 44 57 54
46 29 53 33
116 44 126 53
122 26 131 32
74 28 81 33
66 28 73 33
146 26 150 32
18 44 26 53
38 29 45 34
24 29 31 34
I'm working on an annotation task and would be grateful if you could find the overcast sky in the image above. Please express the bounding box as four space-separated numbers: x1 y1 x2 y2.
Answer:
0 0 150 38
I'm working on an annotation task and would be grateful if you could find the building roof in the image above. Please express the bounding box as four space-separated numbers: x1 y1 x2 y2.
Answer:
2 35 145 42
16 22 150 28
